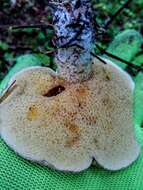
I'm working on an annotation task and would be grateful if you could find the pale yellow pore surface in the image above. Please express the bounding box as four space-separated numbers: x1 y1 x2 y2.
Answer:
0 60 140 172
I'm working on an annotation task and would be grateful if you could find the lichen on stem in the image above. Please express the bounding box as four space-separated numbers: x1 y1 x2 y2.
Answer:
51 0 95 82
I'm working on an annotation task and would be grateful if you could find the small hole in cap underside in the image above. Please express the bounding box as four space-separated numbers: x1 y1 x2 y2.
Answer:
43 85 65 97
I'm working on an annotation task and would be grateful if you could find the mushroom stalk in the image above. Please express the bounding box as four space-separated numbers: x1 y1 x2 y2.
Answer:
52 0 94 82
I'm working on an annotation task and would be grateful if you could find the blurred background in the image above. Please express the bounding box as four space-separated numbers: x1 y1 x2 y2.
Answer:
0 0 143 82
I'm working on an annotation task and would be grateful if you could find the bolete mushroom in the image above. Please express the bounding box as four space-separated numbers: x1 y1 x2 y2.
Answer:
0 0 140 172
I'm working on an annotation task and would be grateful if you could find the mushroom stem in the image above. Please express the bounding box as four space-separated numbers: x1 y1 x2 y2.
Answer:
52 0 94 82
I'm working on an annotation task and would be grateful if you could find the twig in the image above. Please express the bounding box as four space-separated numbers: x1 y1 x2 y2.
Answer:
0 80 17 104
0 24 53 30
104 0 133 29
96 44 143 73
90 52 107 64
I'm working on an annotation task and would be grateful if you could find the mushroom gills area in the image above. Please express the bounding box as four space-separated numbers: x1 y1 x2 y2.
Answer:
0 61 140 172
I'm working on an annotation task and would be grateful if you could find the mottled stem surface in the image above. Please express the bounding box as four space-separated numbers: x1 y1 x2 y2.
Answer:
52 0 94 82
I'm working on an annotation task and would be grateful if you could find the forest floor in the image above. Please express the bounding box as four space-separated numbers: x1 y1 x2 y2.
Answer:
0 0 143 81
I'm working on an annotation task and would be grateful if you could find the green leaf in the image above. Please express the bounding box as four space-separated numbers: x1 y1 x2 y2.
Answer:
134 73 143 131
35 54 50 66
38 32 45 41
0 54 43 93
105 30 143 69
134 53 143 133
0 41 9 51
4 53 15 62
132 54 143 67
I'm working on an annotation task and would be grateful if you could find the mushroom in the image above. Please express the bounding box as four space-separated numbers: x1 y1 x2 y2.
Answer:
0 0 140 172
0 59 140 172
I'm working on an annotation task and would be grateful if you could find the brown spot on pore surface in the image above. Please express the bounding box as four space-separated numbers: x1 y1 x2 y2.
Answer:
67 111 78 118
65 136 80 148
43 85 65 97
73 85 89 111
64 122 81 147
75 85 88 97
65 122 80 135
80 112 97 125
27 105 38 121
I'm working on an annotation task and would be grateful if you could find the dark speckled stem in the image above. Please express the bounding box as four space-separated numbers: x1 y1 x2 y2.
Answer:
51 0 95 82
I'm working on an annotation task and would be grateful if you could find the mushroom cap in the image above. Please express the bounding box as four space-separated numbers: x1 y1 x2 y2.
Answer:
0 59 140 172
